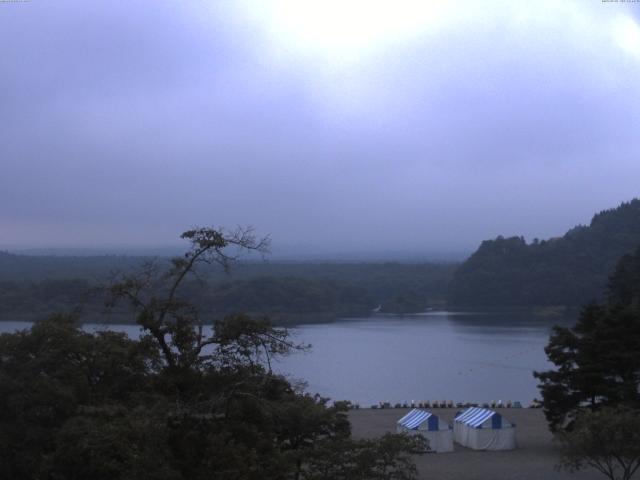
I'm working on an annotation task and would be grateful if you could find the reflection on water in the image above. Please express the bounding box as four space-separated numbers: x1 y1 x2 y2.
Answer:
275 311 574 405
0 311 574 405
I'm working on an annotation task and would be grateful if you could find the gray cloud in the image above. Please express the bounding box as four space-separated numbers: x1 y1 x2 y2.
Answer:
1 0 639 255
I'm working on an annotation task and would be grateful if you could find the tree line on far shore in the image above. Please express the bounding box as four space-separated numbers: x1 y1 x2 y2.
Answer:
0 255 455 322
449 199 640 307
2 198 640 322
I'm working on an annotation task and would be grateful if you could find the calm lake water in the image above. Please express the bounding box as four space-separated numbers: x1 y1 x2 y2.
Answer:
0 311 571 406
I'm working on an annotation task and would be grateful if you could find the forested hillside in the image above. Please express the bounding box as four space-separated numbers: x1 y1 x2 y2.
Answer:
0 254 455 322
449 199 640 306
0 252 142 281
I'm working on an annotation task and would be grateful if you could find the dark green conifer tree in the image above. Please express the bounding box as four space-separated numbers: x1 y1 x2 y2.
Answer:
535 245 640 431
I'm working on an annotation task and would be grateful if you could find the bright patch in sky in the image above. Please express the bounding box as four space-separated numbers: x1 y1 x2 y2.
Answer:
252 0 450 61
612 15 640 57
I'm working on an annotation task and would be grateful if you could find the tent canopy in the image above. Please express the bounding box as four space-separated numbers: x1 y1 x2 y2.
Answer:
454 407 512 429
397 409 442 431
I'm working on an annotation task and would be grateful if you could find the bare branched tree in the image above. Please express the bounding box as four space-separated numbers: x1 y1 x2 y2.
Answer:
107 226 274 370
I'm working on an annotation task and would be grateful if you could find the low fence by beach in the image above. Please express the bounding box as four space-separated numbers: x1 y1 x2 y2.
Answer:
346 399 543 410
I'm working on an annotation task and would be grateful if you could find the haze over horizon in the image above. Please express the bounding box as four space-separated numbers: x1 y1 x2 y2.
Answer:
2 1 640 256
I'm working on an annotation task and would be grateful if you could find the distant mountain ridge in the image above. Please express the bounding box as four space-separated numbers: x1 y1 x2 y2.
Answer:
449 199 640 306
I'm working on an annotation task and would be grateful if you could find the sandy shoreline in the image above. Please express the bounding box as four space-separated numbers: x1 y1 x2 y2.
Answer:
348 408 603 480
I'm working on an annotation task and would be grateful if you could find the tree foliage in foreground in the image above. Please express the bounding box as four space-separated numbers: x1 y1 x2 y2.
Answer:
0 226 422 480
557 406 640 480
303 434 426 480
534 245 640 431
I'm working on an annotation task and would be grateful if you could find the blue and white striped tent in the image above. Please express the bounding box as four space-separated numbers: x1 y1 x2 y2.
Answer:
453 407 516 450
454 407 508 429
396 409 453 452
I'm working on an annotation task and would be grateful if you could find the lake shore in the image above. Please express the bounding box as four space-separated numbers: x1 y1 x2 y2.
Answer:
2 313 563 404
0 305 579 327
348 408 602 480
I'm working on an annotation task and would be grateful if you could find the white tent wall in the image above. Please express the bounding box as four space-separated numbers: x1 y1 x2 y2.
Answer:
454 423 516 450
395 409 454 453
453 421 464 444
396 425 455 453
453 407 517 451
424 429 454 453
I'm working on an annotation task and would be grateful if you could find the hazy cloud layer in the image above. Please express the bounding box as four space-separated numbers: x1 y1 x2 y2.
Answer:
1 0 639 256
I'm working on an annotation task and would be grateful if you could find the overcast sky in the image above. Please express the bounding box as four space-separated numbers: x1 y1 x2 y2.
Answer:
1 0 639 257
